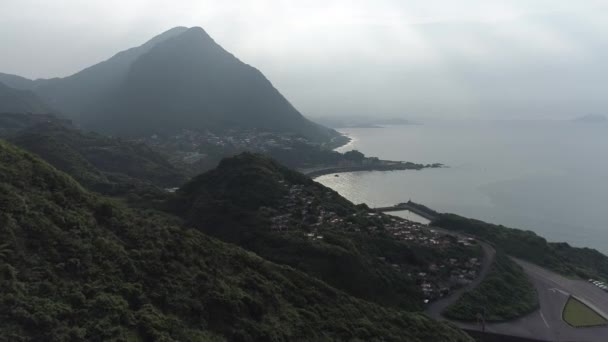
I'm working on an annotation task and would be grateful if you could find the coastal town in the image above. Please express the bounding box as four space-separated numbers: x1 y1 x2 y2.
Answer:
139 128 442 177
269 182 483 303
139 128 314 165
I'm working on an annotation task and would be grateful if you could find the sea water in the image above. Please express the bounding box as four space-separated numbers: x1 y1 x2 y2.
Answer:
316 120 608 254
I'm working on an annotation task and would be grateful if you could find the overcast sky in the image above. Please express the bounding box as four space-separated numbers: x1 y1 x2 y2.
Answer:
1 0 607 119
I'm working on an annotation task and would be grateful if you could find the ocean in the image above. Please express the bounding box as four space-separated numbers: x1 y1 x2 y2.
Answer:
316 120 608 254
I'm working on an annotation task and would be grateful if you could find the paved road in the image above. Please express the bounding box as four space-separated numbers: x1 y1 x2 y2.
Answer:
425 232 496 319
431 256 608 342
393 214 608 341
510 259 608 342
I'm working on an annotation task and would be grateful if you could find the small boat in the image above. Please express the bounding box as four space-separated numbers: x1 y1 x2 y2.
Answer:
334 174 340 177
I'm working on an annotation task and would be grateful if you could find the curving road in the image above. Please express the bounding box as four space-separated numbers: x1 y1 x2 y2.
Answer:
425 231 496 319
427 246 608 341
505 259 608 342
388 207 608 341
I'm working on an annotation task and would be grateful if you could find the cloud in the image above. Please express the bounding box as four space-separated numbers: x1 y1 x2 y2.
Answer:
0 0 607 119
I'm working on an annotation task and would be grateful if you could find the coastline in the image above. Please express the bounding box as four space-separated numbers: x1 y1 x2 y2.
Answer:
302 162 439 178
316 128 608 342
303 130 443 178
333 132 355 152
325 132 353 151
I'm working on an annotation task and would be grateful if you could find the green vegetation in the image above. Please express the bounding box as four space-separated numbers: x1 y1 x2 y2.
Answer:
0 113 71 138
433 214 608 282
562 297 608 327
444 253 539 322
173 153 420 310
172 153 480 312
9 122 187 195
343 150 365 162
0 140 472 341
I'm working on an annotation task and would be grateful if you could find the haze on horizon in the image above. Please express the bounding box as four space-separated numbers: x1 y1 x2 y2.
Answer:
1 0 607 120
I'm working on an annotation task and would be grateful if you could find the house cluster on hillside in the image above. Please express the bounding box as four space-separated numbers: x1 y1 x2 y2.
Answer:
140 128 313 165
269 183 483 303
385 218 454 248
382 219 482 301
270 183 346 234
416 256 482 302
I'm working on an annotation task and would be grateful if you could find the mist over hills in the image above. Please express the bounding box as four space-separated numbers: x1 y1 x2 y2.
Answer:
9 121 188 195
0 82 53 114
0 27 338 143
0 74 37 91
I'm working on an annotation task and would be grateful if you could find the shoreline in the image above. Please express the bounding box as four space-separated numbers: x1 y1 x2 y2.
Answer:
333 132 355 152
304 131 444 178
302 162 443 178
325 132 353 151
318 130 608 341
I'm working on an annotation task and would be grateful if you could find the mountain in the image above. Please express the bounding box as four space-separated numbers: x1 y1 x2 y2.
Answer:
0 27 339 142
0 73 36 90
0 82 53 114
315 116 416 128
0 140 471 341
12 27 190 124
6 119 187 194
171 153 482 312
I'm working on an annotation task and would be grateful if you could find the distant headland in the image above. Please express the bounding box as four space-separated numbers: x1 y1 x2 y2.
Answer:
572 114 607 123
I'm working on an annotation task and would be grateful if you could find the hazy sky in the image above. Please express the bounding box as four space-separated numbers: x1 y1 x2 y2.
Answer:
1 0 607 119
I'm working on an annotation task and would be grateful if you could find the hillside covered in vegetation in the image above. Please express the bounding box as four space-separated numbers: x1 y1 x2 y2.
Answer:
0 82 52 114
171 153 482 312
0 113 71 138
444 253 539 322
0 140 473 341
6 121 188 195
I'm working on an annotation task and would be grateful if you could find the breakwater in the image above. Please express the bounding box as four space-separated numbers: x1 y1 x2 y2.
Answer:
374 201 439 221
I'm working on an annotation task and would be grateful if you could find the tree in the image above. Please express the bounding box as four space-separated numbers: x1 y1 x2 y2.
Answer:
0 242 11 263
344 150 365 162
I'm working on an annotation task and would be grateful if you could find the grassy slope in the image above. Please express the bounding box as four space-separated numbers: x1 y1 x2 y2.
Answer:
444 253 539 321
433 214 608 282
562 297 608 327
0 140 472 341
